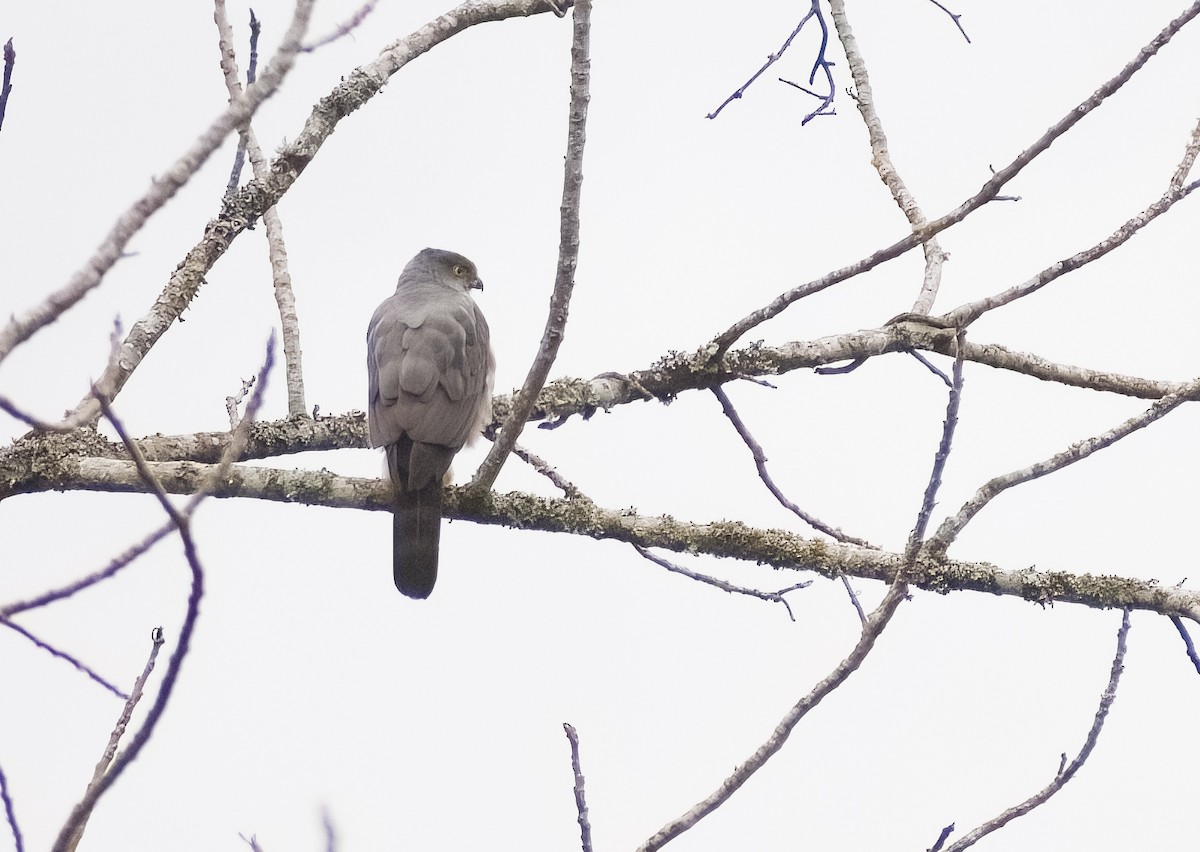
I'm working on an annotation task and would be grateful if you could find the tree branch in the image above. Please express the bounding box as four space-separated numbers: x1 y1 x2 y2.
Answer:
472 0 591 491
711 0 1200 354
942 609 1132 852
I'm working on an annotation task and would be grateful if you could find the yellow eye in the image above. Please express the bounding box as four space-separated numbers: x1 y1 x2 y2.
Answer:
453 265 466 276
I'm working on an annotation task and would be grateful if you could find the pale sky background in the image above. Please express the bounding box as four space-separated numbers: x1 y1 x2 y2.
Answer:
3 1 1200 850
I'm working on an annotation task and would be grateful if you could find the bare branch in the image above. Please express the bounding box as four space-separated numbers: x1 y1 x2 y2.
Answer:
942 609 1132 851
929 373 1200 554
0 517 177 618
829 0 947 315
709 1 836 124
0 760 22 852
60 628 165 852
945 178 1200 327
634 546 809 620
711 0 1200 354
926 0 970 43
215 0 308 417
0 618 128 699
303 1 379 52
1170 615 1200 675
9 450 1200 621
711 386 874 547
562 723 594 852
905 328 966 561
511 443 589 500
1170 115 1200 190
0 2 314 369
637 582 908 850
0 38 14 133
472 0 592 491
58 0 569 427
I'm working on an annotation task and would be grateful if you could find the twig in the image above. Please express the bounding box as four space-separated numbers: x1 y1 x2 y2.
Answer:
0 38 14 133
637 582 908 851
0 521 176 618
905 328 965 562
926 0 970 43
942 609 1132 851
634 546 809 621
471 0 592 491
60 628 165 852
222 8 261 200
944 178 1200 327
710 386 874 548
303 1 379 51
710 0 1200 355
322 807 338 852
511 443 589 500
0 2 313 370
1170 615 1200 675
928 822 956 851
0 760 22 852
708 2 835 124
0 618 128 699
562 723 593 852
710 385 871 621
929 371 1200 555
1170 115 1200 191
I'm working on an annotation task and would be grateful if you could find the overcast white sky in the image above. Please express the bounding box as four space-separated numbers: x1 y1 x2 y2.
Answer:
3 1 1200 850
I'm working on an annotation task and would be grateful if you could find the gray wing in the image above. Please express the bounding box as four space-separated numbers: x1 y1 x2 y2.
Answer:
367 288 491 451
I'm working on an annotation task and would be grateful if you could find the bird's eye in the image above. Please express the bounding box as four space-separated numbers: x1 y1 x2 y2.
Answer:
453 265 465 276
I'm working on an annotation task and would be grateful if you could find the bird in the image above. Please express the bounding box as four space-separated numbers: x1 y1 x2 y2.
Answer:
367 248 495 598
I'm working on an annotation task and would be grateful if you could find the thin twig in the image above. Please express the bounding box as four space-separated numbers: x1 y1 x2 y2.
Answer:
0 2 313 370
944 178 1200 327
928 822 956 851
511 443 589 500
929 371 1200 555
562 723 594 852
634 546 808 621
0 38 13 133
710 385 871 622
1170 115 1200 191
303 1 379 51
0 760 22 852
905 328 965 562
0 618 128 699
0 522 176 618
926 0 970 43
711 386 874 547
637 582 908 851
471 0 592 491
708 2 835 124
1170 615 1200 675
942 609 1132 852
61 628 165 852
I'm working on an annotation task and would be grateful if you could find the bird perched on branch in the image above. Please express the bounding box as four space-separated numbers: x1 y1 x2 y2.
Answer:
367 248 495 598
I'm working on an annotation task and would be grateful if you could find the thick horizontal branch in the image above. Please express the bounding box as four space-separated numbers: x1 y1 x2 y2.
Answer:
1 325 1186 483
11 457 1200 622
